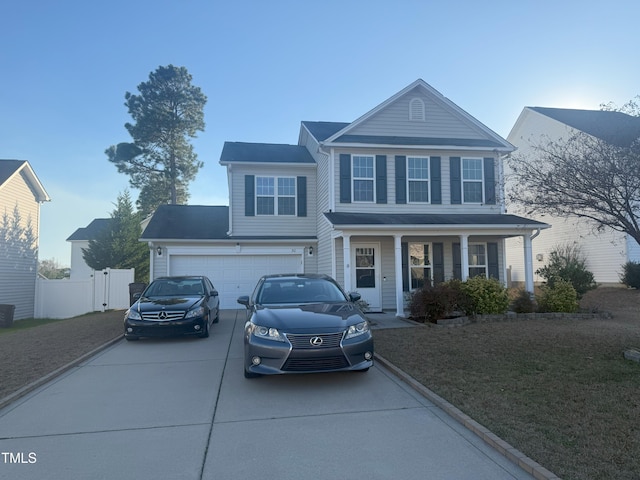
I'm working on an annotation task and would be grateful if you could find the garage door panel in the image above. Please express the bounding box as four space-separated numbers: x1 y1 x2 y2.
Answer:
169 254 302 308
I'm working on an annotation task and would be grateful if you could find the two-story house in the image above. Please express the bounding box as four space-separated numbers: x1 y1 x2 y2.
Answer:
505 106 640 285
0 159 50 320
141 80 548 314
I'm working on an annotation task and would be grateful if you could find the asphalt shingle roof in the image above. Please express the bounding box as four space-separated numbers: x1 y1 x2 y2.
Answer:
0 160 26 186
141 205 230 240
302 121 350 141
324 212 548 227
66 218 112 241
530 107 640 147
220 142 315 164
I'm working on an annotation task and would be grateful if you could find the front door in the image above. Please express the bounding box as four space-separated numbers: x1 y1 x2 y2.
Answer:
351 243 381 312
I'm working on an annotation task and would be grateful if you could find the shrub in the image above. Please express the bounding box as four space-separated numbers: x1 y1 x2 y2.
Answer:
460 276 510 315
620 261 640 288
409 280 470 323
536 279 579 313
535 244 596 298
510 288 537 313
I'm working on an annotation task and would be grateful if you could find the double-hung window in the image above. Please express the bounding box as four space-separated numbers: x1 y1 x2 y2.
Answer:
462 158 483 203
407 157 429 203
409 243 431 289
468 243 487 277
352 155 374 202
256 176 296 215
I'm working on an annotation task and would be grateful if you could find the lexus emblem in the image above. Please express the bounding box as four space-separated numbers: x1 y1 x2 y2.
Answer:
158 311 168 320
310 336 323 346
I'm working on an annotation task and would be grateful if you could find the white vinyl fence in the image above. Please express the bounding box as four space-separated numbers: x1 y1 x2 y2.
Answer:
35 268 135 319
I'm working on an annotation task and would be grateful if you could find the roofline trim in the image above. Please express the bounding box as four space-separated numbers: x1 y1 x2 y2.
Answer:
320 141 514 153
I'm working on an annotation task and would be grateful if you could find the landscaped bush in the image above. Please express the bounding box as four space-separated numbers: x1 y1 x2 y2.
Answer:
408 280 470 323
510 288 537 313
535 244 596 298
536 279 579 313
460 276 510 315
620 261 640 288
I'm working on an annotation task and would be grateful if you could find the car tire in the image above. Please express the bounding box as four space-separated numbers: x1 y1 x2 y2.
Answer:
244 367 261 379
125 335 139 341
199 319 210 338
213 310 219 324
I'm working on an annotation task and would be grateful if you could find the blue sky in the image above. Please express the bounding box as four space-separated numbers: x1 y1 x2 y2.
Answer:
2 0 638 266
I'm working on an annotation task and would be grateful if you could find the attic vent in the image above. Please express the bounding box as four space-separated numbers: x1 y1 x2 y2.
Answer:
409 98 425 121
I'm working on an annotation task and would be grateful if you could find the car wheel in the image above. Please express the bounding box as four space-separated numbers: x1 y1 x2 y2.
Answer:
244 367 261 379
125 335 139 341
213 310 219 324
199 319 210 338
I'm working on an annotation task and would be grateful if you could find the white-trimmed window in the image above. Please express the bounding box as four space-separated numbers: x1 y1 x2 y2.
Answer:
256 176 296 215
352 155 375 202
409 243 431 289
462 157 483 203
409 98 425 121
407 156 429 203
468 243 487 277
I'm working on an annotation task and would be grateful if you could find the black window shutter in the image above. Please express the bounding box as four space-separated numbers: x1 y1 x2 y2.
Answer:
245 175 255 216
401 242 409 292
433 242 444 284
484 157 496 205
452 243 462 280
376 155 387 204
395 156 406 204
487 242 499 279
450 157 461 204
339 154 351 203
430 156 441 204
297 176 307 217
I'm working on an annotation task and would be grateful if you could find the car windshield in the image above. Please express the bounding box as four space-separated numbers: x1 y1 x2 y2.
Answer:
256 278 348 305
144 279 204 297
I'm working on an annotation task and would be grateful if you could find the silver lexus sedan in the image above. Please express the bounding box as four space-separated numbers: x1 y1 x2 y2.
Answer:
237 274 374 378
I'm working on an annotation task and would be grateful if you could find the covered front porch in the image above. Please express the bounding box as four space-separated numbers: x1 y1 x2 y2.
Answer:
324 213 549 317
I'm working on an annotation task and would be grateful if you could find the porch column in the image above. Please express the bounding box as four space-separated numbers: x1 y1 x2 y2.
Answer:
460 234 469 281
343 234 352 292
523 234 534 293
394 235 404 317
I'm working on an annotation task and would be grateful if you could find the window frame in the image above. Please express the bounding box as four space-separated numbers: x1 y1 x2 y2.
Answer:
408 242 432 290
461 157 484 204
407 156 430 203
468 242 488 278
351 155 375 203
255 176 297 216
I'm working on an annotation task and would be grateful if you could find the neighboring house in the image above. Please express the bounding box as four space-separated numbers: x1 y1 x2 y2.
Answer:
66 218 113 279
142 79 548 313
505 107 640 286
0 159 50 320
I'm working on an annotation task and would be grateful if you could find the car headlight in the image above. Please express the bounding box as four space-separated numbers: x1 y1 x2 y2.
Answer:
127 309 142 320
250 324 286 342
345 321 370 339
185 306 205 319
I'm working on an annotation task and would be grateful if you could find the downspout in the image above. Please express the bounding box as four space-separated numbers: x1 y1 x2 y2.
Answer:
148 242 155 280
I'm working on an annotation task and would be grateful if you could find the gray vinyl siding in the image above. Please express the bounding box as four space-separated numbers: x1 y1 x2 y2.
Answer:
229 164 317 237
0 172 42 320
348 87 487 140
332 149 502 215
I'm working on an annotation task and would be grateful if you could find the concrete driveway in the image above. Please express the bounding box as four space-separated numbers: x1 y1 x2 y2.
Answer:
0 310 535 480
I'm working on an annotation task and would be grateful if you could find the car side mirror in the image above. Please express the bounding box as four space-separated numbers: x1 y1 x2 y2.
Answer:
133 292 142 301
237 295 250 307
348 292 361 302
211 290 219 297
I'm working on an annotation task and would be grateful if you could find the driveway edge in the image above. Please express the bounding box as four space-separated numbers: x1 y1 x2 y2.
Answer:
0 335 124 411
374 353 561 480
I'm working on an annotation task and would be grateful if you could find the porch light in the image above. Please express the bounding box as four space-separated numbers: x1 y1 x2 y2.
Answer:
308 246 314 256
156 246 162 256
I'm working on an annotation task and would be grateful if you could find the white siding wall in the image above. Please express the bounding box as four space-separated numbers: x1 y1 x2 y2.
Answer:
505 109 630 285
229 164 317 237
0 171 41 320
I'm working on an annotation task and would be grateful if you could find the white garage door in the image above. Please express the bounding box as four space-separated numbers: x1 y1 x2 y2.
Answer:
169 254 303 308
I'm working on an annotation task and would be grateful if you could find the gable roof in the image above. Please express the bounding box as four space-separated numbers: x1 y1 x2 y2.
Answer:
315 79 514 152
528 107 640 147
0 159 50 202
66 218 112 241
141 205 230 240
301 121 350 142
220 142 315 165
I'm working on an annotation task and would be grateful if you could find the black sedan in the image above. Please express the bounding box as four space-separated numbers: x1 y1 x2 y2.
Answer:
237 274 374 378
124 276 219 341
